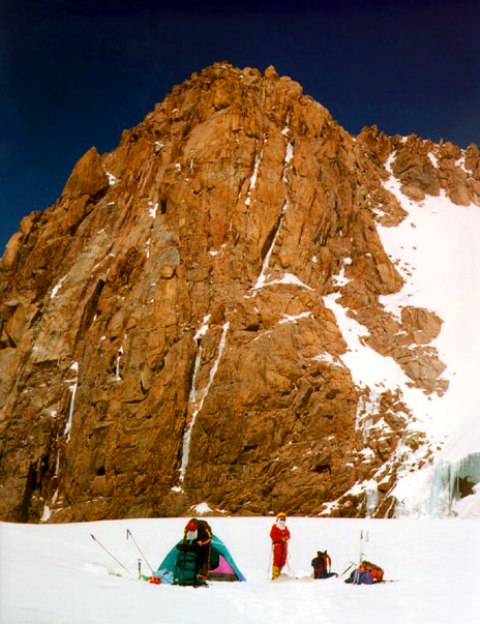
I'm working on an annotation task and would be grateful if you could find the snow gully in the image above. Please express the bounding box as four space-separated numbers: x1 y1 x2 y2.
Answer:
177 320 230 485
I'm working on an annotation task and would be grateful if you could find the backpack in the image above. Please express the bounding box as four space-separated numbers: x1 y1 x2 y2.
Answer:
346 560 384 584
196 519 212 537
362 560 384 583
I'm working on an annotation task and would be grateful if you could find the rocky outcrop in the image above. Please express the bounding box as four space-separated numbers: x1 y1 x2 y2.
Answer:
1 63 479 522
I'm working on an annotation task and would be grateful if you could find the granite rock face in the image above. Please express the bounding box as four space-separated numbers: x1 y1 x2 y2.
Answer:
1 63 479 522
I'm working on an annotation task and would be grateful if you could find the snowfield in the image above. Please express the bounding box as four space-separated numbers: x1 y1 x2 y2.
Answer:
1 516 479 624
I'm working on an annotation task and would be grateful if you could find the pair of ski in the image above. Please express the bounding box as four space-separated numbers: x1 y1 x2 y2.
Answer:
90 528 157 582
339 529 369 582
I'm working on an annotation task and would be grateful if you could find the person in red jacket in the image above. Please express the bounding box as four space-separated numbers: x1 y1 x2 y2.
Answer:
269 512 290 579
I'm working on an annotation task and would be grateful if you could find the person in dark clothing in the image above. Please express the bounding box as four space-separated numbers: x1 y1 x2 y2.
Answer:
311 550 338 579
182 518 213 581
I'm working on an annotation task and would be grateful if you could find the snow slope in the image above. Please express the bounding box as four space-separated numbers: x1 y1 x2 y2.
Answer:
380 159 480 456
1 516 479 624
325 149 480 518
379 157 480 517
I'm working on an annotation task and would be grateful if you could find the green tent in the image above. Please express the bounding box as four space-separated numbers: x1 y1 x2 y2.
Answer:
155 534 246 584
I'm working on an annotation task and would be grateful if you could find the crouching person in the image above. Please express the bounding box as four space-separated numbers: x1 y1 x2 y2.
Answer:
311 550 338 579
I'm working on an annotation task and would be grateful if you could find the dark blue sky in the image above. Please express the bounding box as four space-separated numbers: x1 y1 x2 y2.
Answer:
2 0 479 254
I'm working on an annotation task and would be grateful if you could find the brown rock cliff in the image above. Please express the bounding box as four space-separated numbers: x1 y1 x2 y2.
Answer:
1 63 479 522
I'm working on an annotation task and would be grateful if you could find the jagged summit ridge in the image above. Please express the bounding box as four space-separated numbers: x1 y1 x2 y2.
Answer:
1 63 480 522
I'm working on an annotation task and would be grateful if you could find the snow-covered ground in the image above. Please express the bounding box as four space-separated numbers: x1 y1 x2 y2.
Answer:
1 516 479 624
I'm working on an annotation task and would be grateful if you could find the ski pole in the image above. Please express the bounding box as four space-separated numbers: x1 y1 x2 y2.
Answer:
340 561 356 578
90 534 131 575
354 531 362 584
355 530 369 584
126 528 154 575
285 541 296 578
267 544 273 578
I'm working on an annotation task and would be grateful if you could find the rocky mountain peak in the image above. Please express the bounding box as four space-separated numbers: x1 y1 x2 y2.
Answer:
1 63 479 522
